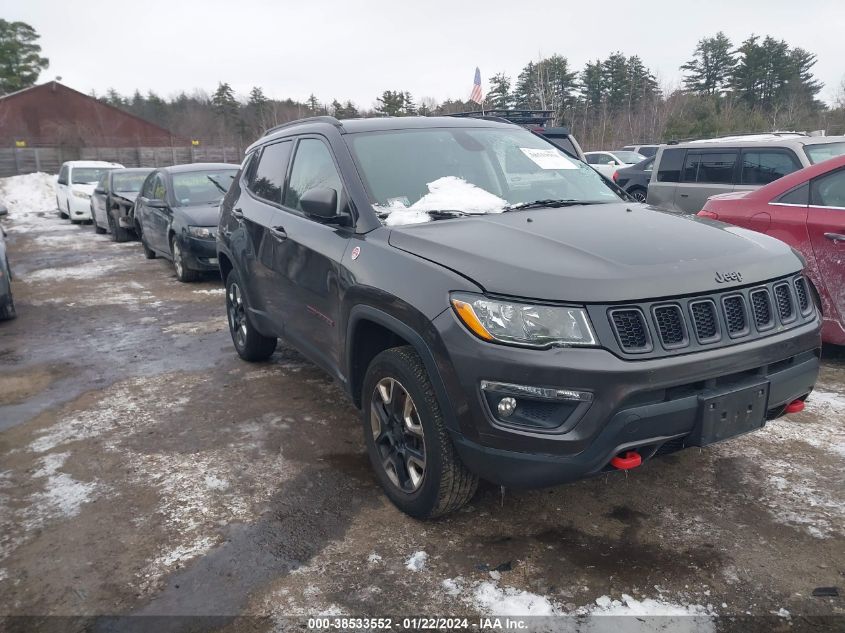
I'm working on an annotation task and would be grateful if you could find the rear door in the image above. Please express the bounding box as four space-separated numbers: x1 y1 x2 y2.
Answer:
647 147 684 210
269 136 353 373
148 174 172 252
807 167 845 325
674 149 737 213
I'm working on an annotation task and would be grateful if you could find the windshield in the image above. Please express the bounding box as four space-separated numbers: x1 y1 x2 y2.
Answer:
72 167 116 184
612 151 647 163
112 172 150 192
804 142 845 164
171 169 238 206
347 127 621 225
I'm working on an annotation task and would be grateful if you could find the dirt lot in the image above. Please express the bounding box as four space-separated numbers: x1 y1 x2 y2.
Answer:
1 176 844 632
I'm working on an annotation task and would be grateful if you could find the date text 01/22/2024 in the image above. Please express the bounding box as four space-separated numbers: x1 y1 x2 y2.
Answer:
307 617 530 630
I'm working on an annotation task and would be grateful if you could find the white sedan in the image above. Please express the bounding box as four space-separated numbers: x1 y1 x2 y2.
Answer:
584 150 645 179
56 160 123 223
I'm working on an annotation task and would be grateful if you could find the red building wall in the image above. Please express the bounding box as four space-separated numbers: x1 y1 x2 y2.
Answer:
0 82 180 147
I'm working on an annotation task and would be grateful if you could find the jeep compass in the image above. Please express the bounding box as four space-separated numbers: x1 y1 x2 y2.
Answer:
217 116 821 518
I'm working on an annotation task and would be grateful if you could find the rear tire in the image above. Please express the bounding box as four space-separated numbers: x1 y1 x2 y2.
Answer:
171 236 199 282
362 346 478 518
629 187 647 203
108 211 131 242
225 269 276 361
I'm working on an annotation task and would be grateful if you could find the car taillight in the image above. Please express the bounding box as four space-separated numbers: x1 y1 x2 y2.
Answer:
612 171 619 182
698 210 719 220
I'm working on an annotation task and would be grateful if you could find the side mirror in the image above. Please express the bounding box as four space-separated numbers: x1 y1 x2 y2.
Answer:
300 188 348 224
608 160 618 166
0 204 7 217
147 199 168 209
94 188 105 195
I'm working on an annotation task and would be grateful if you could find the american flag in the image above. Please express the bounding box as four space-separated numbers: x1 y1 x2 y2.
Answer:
469 67 483 104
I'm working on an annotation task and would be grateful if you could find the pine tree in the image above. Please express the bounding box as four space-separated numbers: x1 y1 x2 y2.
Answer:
580 60 605 109
212 82 239 120
342 100 359 118
402 92 417 116
487 73 512 110
306 93 320 114
375 90 406 116
0 19 49 95
681 32 736 96
513 62 539 108
248 86 268 109
601 53 629 112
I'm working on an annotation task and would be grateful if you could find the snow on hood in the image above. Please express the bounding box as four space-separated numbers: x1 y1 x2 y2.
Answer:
378 177 507 227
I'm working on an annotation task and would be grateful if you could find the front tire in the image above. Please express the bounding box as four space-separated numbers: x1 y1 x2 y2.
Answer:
362 346 478 518
93 208 107 234
171 236 199 282
108 211 131 242
140 232 156 259
225 269 276 361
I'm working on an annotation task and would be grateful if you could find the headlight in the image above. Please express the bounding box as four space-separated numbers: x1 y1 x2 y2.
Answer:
451 293 597 348
72 190 91 199
186 225 216 239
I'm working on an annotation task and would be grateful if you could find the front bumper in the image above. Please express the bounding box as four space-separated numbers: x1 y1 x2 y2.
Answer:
179 234 219 271
433 309 821 488
68 195 92 220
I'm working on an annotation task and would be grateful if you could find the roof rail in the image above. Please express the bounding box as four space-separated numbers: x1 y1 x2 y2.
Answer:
447 114 515 125
263 115 342 137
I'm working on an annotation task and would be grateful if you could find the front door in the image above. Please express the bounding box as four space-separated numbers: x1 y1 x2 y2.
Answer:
808 167 845 326
92 173 109 228
147 173 171 252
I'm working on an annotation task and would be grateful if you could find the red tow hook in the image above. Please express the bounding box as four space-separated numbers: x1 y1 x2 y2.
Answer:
610 451 642 470
785 399 805 414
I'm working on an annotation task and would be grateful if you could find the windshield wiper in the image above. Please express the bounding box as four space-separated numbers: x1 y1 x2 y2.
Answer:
504 199 605 211
207 176 227 194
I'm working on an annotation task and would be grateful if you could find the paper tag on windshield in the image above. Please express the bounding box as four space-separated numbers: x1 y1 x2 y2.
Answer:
519 148 577 170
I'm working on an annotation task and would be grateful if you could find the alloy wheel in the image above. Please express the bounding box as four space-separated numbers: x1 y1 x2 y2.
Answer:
631 190 647 202
227 282 247 348
370 377 426 493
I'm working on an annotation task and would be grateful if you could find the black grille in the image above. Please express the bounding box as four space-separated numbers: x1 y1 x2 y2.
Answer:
652 305 687 348
774 283 795 323
610 309 650 352
750 289 774 330
690 300 719 342
794 277 811 314
722 295 748 337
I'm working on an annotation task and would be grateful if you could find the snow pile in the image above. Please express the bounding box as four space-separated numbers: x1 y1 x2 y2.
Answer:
0 172 60 234
584 594 714 618
805 389 845 416
380 177 507 226
470 580 560 616
405 550 428 571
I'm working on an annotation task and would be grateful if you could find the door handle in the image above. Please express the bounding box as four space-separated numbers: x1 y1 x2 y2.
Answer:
824 232 845 243
231 207 244 219
679 193 689 198
269 226 287 241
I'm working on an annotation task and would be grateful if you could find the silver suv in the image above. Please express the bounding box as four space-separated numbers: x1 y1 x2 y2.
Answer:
646 134 845 213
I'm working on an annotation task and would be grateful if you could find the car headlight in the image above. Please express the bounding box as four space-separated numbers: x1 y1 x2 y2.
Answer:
451 293 597 348
72 190 91 199
186 225 216 239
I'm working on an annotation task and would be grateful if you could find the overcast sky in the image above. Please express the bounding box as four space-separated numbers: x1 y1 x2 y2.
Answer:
6 0 845 107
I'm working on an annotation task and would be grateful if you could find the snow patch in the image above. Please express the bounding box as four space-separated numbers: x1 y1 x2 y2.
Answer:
24 261 119 283
150 537 216 568
470 580 560 616
30 473 98 518
367 552 382 565
379 177 507 226
405 550 428 571
192 288 225 295
0 173 60 234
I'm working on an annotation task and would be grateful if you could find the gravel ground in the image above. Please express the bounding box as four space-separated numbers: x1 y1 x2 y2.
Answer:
0 176 843 632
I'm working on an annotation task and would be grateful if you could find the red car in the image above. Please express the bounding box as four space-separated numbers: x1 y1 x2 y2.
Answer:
699 155 845 345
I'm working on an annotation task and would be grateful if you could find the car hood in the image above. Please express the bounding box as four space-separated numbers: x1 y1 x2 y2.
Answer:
73 183 96 195
176 203 219 226
113 191 139 203
387 203 802 303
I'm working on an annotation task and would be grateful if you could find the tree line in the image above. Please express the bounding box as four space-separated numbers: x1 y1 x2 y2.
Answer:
1 18 844 151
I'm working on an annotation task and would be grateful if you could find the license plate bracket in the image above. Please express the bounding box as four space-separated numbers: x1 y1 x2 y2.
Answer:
689 380 770 447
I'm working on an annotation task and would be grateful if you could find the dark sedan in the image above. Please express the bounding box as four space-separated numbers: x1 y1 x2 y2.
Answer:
135 163 239 282
613 156 654 202
91 168 153 241
0 204 14 320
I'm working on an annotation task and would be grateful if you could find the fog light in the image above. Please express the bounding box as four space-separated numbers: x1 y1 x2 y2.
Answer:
498 397 517 417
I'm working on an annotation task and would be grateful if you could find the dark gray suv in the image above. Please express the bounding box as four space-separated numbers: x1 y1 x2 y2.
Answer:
217 116 821 518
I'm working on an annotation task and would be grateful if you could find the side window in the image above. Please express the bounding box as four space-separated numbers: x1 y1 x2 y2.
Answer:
152 174 167 200
642 157 655 172
58 165 69 185
776 182 809 205
284 138 344 214
696 152 737 184
594 154 613 165
740 150 801 185
586 154 598 165
97 174 109 192
656 148 685 183
682 153 701 182
811 169 845 209
140 173 155 197
248 141 293 205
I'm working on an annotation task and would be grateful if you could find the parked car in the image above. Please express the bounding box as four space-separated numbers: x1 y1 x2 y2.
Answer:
613 156 654 202
534 127 587 162
622 144 659 158
56 160 123 223
91 168 153 241
217 115 820 518
135 163 238 282
647 134 845 214
584 150 646 179
699 154 845 345
0 204 15 320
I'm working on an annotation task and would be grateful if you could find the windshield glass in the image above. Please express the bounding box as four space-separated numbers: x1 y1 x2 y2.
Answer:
612 151 647 163
112 172 150 192
72 167 116 184
171 169 238 206
804 142 845 164
347 127 621 225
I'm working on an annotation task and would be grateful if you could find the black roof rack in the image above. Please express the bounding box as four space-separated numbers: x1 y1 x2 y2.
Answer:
263 115 342 137
449 109 556 127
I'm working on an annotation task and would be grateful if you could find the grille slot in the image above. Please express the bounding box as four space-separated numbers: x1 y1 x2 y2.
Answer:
652 304 688 349
609 309 652 352
750 288 774 330
774 283 796 323
689 300 720 343
793 277 812 315
722 295 749 338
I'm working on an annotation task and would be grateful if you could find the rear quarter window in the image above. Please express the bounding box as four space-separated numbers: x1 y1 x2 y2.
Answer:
740 150 801 185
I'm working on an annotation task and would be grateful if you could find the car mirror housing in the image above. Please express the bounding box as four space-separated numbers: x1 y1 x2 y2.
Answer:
300 187 349 225
94 188 105 194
